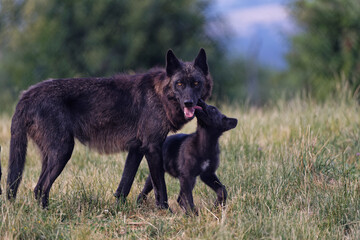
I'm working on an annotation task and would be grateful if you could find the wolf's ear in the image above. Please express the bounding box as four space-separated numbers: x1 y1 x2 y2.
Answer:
196 48 212 100
194 48 208 76
166 49 181 77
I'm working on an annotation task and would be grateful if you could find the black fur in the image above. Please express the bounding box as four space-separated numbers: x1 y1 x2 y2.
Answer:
137 100 237 214
6 49 213 209
0 146 2 195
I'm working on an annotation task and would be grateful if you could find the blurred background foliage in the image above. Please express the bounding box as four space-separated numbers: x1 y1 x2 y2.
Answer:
286 0 360 100
0 0 359 112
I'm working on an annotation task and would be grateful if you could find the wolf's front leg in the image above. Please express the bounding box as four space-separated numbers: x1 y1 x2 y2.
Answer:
200 172 227 206
145 149 169 209
114 147 144 202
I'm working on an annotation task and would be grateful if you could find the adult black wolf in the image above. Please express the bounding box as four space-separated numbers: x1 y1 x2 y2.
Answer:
7 49 213 209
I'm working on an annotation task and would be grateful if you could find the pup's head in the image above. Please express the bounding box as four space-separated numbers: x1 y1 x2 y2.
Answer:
195 99 238 133
166 48 213 120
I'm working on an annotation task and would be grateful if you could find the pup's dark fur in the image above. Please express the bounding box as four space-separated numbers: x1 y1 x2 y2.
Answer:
6 49 212 208
137 100 237 213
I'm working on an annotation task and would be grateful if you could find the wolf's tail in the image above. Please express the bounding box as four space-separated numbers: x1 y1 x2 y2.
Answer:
7 110 28 200
0 145 2 195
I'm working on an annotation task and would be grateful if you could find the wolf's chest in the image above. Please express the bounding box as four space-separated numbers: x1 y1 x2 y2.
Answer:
200 159 211 171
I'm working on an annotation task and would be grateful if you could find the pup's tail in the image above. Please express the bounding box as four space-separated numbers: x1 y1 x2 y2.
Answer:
7 109 28 200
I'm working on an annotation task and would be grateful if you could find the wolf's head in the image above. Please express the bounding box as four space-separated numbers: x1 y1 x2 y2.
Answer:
166 48 213 120
195 99 237 133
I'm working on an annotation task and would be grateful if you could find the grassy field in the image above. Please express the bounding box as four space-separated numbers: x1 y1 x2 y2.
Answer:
0 94 359 239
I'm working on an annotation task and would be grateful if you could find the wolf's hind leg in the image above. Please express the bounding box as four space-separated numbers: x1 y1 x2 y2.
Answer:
39 135 74 208
34 155 48 201
177 176 197 214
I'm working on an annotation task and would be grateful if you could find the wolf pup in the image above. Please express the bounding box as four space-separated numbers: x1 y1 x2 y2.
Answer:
7 49 213 209
137 100 237 214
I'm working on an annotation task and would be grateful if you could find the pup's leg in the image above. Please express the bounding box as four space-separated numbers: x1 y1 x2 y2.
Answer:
200 172 227 206
114 147 144 201
137 175 153 204
177 176 197 215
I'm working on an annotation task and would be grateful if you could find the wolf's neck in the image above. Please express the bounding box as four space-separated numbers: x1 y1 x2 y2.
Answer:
195 125 220 154
163 94 188 131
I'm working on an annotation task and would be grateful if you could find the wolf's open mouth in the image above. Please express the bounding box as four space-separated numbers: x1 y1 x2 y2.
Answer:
184 106 202 118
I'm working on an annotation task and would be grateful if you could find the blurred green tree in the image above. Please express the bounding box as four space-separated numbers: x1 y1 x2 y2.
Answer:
286 0 360 100
0 0 231 107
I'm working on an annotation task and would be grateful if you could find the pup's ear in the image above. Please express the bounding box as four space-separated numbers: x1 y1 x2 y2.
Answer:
223 117 238 131
166 49 181 77
194 48 208 76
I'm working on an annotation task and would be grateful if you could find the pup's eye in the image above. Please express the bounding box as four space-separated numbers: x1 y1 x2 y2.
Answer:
194 81 199 86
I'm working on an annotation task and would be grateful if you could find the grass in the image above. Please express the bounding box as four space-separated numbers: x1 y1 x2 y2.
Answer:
0 94 359 239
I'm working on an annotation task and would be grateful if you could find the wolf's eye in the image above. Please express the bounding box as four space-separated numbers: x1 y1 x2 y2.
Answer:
194 81 199 86
177 82 183 87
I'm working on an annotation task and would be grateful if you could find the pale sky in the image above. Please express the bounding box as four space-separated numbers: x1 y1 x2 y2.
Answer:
213 0 296 68
226 3 292 37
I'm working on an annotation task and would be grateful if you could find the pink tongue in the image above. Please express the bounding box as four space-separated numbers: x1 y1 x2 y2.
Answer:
184 107 195 118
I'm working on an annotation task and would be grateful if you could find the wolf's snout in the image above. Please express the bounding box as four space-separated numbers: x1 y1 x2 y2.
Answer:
184 100 194 107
